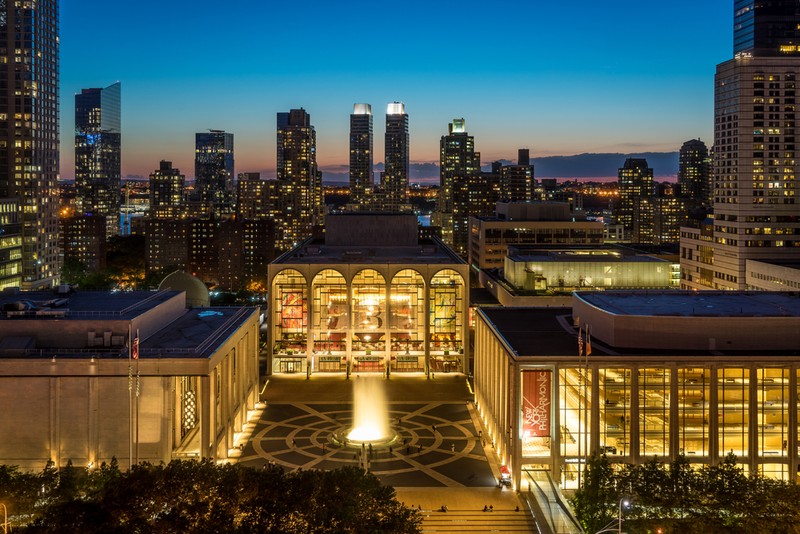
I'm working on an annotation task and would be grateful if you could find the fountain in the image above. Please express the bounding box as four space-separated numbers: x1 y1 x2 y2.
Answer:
332 376 398 448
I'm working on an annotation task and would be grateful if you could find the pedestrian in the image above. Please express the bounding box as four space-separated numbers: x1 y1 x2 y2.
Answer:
432 424 437 433
292 438 296 447
482 439 485 447
418 445 421 453
489 505 493 512
406 446 410 454
515 506 519 512
450 443 455 453
389 446 393 454
483 505 488 512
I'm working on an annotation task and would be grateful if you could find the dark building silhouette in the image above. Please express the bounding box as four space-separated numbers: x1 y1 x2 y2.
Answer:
149 161 185 219
500 149 535 202
617 158 654 243
734 0 800 57
678 139 712 207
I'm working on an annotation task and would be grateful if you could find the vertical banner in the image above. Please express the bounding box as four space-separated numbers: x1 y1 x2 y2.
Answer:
522 370 552 437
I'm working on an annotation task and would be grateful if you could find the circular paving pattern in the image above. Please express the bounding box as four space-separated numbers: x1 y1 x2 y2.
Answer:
237 401 498 487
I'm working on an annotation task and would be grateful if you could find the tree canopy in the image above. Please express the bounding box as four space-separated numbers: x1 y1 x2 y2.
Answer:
1 459 421 533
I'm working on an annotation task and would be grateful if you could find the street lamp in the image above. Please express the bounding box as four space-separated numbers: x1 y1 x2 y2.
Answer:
1 502 8 534
617 498 630 533
595 498 631 534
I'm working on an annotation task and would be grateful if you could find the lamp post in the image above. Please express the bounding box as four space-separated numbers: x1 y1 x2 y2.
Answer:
595 498 630 534
1 502 8 534
618 498 629 533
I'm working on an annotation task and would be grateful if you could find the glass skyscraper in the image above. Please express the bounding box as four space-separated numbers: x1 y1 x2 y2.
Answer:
75 82 121 239
195 130 234 217
734 0 800 56
0 0 60 288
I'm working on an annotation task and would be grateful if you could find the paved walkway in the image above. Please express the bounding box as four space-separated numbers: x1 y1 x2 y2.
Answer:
233 373 534 531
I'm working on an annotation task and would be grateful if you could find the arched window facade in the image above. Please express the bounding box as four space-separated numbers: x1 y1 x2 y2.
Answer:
271 269 307 373
429 269 465 373
390 269 425 372
351 269 386 371
311 269 348 371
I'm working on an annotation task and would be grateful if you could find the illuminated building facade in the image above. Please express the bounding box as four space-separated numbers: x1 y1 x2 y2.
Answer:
617 158 654 244
0 290 260 470
75 83 121 240
681 3 800 290
0 0 60 289
149 160 185 219
277 109 323 249
381 102 410 212
468 202 604 271
194 130 234 217
62 214 107 272
267 213 468 376
500 149 535 202
349 104 374 210
437 118 481 257
0 198 22 289
474 291 800 494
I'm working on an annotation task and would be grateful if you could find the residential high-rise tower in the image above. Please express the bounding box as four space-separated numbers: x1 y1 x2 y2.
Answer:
437 118 481 256
617 158 654 244
276 108 322 249
0 1 60 288
75 82 121 240
349 104 373 210
678 139 712 207
681 1 800 290
381 102 410 211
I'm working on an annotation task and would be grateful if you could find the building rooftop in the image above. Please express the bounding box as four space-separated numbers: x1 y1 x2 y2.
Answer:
273 238 465 265
142 307 257 359
0 289 182 320
508 250 665 263
575 291 800 317
477 307 578 358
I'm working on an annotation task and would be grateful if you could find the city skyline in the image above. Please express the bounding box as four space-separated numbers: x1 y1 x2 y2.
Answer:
61 1 731 181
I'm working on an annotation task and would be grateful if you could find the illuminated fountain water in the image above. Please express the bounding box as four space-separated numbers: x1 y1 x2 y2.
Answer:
332 376 398 448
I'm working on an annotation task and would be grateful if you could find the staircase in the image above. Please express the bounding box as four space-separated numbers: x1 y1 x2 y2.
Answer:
419 507 539 533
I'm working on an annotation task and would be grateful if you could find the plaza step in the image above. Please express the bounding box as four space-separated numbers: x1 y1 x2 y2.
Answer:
418 508 538 533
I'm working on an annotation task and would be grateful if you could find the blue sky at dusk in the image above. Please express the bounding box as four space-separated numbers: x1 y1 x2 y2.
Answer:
61 0 731 181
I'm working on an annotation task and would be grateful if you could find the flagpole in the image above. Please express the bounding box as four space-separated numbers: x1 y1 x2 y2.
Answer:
135 328 140 465
128 324 133 469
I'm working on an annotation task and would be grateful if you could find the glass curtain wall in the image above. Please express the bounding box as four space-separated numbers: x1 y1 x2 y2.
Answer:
312 269 348 371
271 269 308 373
390 269 425 372
640 368 670 456
429 269 464 373
559 367 592 490
719 368 749 457
599 368 632 456
677 368 710 457
351 269 386 371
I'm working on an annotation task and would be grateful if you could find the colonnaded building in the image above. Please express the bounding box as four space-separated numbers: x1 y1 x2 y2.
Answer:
0 282 260 470
473 291 800 493
267 213 469 376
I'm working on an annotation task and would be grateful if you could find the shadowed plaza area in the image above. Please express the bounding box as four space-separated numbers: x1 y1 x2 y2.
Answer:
236 373 499 488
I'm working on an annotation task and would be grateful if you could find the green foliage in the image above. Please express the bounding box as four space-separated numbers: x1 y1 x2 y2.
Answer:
0 459 421 533
572 453 800 534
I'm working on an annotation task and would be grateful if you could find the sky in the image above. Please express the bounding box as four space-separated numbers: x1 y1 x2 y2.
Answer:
60 0 732 181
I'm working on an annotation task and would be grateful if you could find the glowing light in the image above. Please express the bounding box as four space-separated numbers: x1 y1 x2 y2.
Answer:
347 377 391 444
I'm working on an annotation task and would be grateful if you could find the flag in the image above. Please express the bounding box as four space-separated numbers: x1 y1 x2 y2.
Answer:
577 326 584 357
132 336 139 360
585 325 592 356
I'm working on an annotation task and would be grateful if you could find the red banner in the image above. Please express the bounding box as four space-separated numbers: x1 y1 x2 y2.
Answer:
522 370 551 438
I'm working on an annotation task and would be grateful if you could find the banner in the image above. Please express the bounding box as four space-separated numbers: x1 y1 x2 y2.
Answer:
522 370 551 438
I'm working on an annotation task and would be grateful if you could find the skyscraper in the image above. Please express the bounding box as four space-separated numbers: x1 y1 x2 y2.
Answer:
75 83 121 240
349 104 373 210
734 0 800 57
194 130 234 217
437 118 480 255
678 139 712 207
500 149 535 202
0 1 60 288
276 108 322 249
681 1 800 290
149 160 185 218
617 158 654 243
382 102 410 211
